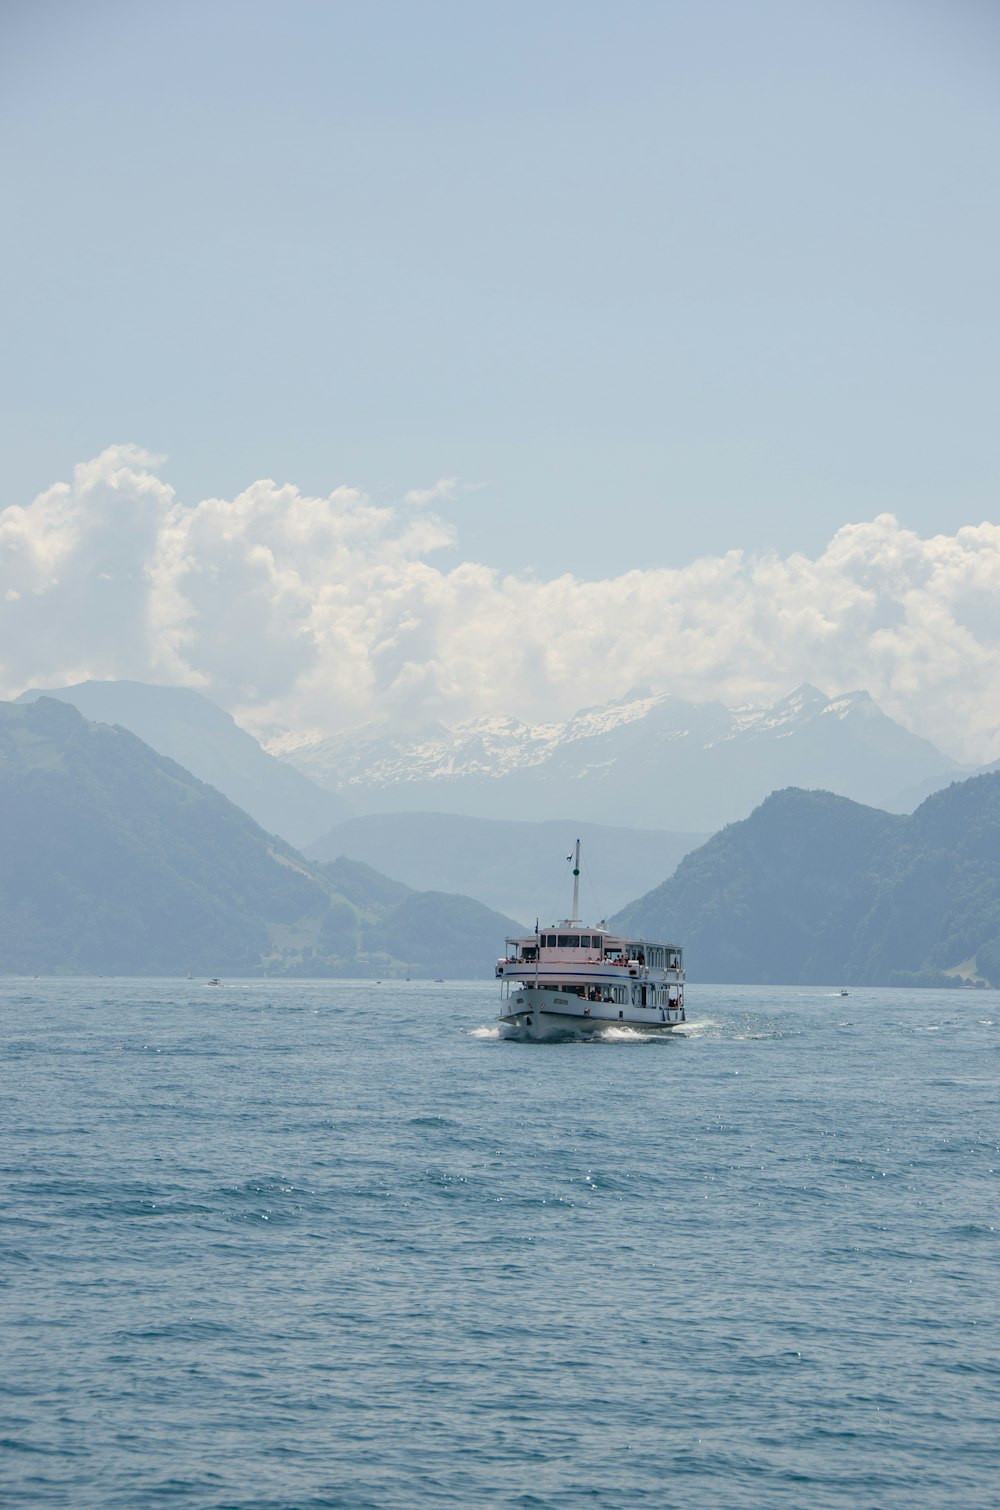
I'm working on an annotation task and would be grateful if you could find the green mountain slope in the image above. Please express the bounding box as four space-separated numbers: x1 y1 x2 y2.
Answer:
319 855 414 914
613 776 1000 987
0 700 518 977
317 857 517 977
0 697 340 974
16 680 348 848
365 889 519 978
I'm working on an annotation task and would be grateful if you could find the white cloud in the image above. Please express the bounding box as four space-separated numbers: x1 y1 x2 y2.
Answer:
3 446 1000 761
403 477 462 506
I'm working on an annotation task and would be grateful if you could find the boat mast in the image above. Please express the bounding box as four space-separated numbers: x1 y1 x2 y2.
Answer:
571 838 581 925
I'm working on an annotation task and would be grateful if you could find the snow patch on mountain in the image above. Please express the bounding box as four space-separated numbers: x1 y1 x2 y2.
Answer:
269 684 951 826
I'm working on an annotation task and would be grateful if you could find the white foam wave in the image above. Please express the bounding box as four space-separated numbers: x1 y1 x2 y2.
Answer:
597 1026 655 1043
470 1025 501 1040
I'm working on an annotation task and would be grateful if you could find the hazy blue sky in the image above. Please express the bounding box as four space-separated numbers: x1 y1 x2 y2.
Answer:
3 0 998 581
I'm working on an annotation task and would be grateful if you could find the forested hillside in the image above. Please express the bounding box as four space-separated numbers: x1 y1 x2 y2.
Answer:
0 699 516 977
317 857 519 979
17 680 348 848
614 776 1000 987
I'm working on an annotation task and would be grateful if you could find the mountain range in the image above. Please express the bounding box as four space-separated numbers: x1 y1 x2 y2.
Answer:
613 777 1000 987
0 698 517 977
5 692 1000 989
16 680 349 849
271 684 959 830
15 680 970 859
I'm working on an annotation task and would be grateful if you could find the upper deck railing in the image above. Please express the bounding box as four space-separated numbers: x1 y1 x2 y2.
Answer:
500 935 683 973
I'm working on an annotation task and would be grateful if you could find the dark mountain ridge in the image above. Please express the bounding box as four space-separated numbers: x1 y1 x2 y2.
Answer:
0 699 516 977
614 774 1000 986
16 680 349 849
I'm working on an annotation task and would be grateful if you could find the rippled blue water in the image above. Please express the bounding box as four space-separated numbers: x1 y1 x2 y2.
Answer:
2 979 998 1508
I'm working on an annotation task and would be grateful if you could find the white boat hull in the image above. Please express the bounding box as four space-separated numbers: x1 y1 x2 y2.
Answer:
498 986 685 1043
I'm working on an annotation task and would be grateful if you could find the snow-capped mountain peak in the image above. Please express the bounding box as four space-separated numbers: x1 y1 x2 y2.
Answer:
271 686 957 831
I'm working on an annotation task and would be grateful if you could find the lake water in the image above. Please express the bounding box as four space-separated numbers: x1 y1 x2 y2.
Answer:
2 979 998 1509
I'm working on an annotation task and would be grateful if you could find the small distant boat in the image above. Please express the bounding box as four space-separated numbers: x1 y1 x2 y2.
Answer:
495 840 685 1042
839 988 850 997
207 978 223 987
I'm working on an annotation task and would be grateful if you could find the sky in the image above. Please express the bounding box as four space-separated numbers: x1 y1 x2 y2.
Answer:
1 1 999 758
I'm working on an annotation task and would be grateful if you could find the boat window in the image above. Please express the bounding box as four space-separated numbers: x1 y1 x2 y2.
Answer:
557 934 577 947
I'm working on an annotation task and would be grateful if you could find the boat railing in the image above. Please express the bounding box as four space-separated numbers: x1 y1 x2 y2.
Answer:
499 953 683 977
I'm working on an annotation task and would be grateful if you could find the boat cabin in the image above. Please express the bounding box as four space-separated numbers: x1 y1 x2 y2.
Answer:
502 926 682 972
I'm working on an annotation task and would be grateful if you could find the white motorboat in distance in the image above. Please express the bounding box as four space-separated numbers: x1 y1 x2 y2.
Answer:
496 841 685 1042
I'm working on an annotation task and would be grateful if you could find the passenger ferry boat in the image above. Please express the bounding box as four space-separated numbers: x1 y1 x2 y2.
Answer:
496 841 685 1042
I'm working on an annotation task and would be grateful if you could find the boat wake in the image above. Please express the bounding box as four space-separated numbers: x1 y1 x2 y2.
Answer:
489 1022 685 1045
596 1025 662 1044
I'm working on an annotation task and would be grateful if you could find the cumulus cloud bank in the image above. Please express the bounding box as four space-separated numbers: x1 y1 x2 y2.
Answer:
2 445 999 761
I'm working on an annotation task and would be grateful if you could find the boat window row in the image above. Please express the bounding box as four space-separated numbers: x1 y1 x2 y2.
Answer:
548 983 681 1007
532 935 682 968
540 934 604 949
646 947 683 969
553 983 630 1003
